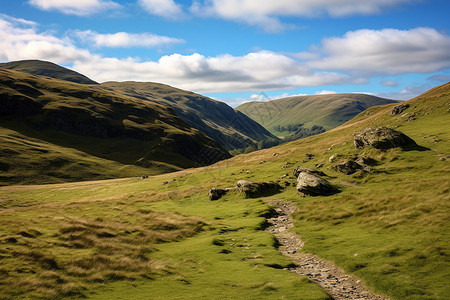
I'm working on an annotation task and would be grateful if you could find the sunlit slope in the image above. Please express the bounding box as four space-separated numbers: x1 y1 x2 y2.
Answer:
0 59 98 85
101 81 278 150
236 93 397 136
0 68 230 185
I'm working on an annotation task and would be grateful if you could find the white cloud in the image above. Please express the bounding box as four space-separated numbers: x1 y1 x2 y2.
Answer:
308 27 450 75
72 30 185 48
315 90 337 95
0 15 92 63
72 51 348 92
138 0 184 19
28 0 121 16
191 0 416 32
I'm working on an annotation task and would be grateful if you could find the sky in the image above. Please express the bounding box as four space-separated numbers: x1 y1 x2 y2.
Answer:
0 0 449 107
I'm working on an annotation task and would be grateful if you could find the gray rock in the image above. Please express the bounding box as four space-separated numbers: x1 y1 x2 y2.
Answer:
208 188 228 200
354 127 417 150
333 159 363 175
329 153 340 162
293 166 327 178
237 180 282 198
391 103 410 115
296 172 339 196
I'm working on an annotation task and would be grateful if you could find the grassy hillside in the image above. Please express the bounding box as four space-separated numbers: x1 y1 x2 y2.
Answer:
0 60 98 85
236 93 397 137
0 83 448 299
101 81 278 150
0 68 230 185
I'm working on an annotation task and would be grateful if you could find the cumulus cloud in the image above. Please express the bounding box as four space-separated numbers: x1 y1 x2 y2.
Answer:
0 15 92 63
191 0 415 32
28 0 121 16
138 0 184 19
72 30 185 48
308 27 450 75
1 13 447 99
72 51 348 92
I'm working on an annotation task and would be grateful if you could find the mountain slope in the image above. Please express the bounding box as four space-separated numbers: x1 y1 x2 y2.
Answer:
0 59 98 85
101 81 278 150
0 68 230 185
236 93 397 137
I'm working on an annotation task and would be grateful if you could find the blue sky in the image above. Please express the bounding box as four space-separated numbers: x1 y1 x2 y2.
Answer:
0 0 449 106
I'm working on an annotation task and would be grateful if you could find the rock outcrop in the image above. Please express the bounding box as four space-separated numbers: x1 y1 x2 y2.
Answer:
296 172 339 196
293 166 327 178
237 180 282 198
354 127 417 150
208 188 229 200
391 103 410 115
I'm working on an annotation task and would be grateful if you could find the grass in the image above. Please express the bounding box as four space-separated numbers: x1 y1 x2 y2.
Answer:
0 83 448 299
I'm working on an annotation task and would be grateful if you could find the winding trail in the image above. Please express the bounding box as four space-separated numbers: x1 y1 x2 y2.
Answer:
265 200 389 300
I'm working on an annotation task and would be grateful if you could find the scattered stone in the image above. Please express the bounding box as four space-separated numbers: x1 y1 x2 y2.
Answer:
273 153 279 156
353 127 418 150
314 163 324 169
293 166 327 178
237 180 283 198
391 103 410 115
246 170 251 174
140 175 148 180
406 113 417 121
296 172 339 196
329 153 340 162
333 159 364 175
278 174 289 179
162 181 169 185
282 161 295 168
208 188 228 200
306 153 315 160
259 160 266 164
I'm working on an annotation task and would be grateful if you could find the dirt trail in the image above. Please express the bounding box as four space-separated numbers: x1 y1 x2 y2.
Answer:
265 200 389 300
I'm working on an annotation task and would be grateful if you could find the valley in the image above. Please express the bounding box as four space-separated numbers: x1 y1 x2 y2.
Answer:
0 64 448 300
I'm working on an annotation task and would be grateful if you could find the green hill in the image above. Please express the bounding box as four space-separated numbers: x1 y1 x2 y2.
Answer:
0 83 448 299
101 81 278 150
236 93 397 137
0 59 98 85
0 68 230 185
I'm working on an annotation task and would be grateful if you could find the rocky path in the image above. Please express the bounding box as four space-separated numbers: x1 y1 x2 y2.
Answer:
265 200 389 300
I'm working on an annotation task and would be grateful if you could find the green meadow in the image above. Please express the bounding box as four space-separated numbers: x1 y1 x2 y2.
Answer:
0 83 449 299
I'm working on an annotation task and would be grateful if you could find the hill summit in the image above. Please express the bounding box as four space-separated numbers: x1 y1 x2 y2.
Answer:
0 60 98 85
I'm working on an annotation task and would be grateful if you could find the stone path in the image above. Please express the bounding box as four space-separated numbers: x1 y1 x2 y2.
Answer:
265 200 389 300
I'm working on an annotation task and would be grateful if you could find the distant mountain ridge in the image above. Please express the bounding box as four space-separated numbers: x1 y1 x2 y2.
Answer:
0 67 230 185
101 81 278 150
236 93 398 138
0 60 98 85
0 60 277 151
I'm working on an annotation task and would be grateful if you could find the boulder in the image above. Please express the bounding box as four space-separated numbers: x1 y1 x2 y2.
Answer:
237 180 282 198
391 103 410 115
296 172 339 196
208 188 228 200
354 127 417 150
333 159 364 175
293 166 327 178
